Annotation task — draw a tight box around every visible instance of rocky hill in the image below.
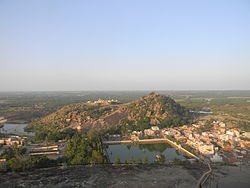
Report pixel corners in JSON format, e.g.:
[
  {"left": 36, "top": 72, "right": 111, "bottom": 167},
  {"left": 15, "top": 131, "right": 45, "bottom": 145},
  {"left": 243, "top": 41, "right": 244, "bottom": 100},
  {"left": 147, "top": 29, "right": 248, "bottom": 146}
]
[{"left": 26, "top": 93, "right": 192, "bottom": 133}]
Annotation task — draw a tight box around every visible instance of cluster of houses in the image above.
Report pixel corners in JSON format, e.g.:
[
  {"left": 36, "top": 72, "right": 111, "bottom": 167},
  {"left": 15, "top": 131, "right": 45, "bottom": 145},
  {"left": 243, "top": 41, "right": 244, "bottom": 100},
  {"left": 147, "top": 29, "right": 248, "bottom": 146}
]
[
  {"left": 0, "top": 136, "right": 28, "bottom": 146},
  {"left": 87, "top": 99, "right": 119, "bottom": 105},
  {"left": 129, "top": 126, "right": 162, "bottom": 140},
  {"left": 128, "top": 125, "right": 219, "bottom": 156},
  {"left": 163, "top": 121, "right": 250, "bottom": 162},
  {"left": 124, "top": 120, "right": 250, "bottom": 162},
  {"left": 164, "top": 124, "right": 217, "bottom": 155}
]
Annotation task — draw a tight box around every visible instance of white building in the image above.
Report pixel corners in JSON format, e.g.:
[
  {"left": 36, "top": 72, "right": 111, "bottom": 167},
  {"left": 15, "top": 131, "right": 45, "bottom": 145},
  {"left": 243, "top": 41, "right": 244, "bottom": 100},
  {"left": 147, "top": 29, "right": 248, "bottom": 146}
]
[
  {"left": 151, "top": 126, "right": 160, "bottom": 131},
  {"left": 211, "top": 153, "right": 223, "bottom": 163}
]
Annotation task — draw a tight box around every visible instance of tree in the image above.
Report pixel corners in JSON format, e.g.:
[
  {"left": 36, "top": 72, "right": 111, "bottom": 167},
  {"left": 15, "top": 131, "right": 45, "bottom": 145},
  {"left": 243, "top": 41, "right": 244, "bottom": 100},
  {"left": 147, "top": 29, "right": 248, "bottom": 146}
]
[
  {"left": 64, "top": 132, "right": 107, "bottom": 165},
  {"left": 155, "top": 154, "right": 165, "bottom": 163},
  {"left": 91, "top": 150, "right": 105, "bottom": 164},
  {"left": 114, "top": 157, "right": 121, "bottom": 164},
  {"left": 137, "top": 159, "right": 142, "bottom": 164},
  {"left": 143, "top": 157, "right": 149, "bottom": 164}
]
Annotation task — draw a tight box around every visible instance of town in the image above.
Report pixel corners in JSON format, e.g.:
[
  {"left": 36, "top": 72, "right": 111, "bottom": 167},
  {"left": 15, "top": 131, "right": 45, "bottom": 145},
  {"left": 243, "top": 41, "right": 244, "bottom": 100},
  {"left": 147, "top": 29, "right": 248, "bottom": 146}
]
[
  {"left": 1, "top": 118, "right": 250, "bottom": 166},
  {"left": 107, "top": 121, "right": 250, "bottom": 163}
]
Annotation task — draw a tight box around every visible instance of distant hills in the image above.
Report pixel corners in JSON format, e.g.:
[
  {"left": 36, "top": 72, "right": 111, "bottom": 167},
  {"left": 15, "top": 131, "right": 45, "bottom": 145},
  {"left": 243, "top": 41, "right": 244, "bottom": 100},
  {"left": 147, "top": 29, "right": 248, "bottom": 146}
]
[{"left": 26, "top": 93, "right": 193, "bottom": 133}]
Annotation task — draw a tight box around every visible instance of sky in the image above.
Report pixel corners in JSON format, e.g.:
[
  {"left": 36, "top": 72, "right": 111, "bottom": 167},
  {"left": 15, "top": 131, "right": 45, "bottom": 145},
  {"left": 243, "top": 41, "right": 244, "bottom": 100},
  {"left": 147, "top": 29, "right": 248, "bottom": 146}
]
[{"left": 0, "top": 0, "right": 250, "bottom": 91}]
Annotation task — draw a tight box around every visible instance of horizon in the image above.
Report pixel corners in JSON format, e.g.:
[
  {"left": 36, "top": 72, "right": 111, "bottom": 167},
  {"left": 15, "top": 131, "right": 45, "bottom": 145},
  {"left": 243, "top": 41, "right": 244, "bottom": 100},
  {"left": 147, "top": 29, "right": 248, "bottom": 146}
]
[
  {"left": 1, "top": 0, "right": 250, "bottom": 91},
  {"left": 1, "top": 89, "right": 250, "bottom": 93}
]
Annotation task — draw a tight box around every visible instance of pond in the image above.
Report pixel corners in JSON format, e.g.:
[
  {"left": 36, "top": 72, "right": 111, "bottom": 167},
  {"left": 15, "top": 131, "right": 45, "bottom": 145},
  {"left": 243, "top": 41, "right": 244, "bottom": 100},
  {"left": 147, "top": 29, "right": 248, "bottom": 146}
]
[
  {"left": 0, "top": 123, "right": 34, "bottom": 136},
  {"left": 106, "top": 142, "right": 186, "bottom": 163}
]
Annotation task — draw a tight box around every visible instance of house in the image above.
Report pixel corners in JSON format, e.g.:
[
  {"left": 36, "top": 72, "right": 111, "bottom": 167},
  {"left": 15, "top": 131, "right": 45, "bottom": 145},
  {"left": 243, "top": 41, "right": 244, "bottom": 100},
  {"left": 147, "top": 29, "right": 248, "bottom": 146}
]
[
  {"left": 0, "top": 136, "right": 27, "bottom": 146},
  {"left": 239, "top": 141, "right": 250, "bottom": 148},
  {"left": 243, "top": 132, "right": 250, "bottom": 138},
  {"left": 188, "top": 134, "right": 194, "bottom": 140},
  {"left": 0, "top": 139, "right": 6, "bottom": 144},
  {"left": 219, "top": 122, "right": 226, "bottom": 127},
  {"left": 144, "top": 129, "right": 155, "bottom": 137},
  {"left": 164, "top": 130, "right": 170, "bottom": 135},
  {"left": 219, "top": 128, "right": 226, "bottom": 134},
  {"left": 211, "top": 153, "right": 223, "bottom": 163},
  {"left": 151, "top": 126, "right": 160, "bottom": 131},
  {"left": 200, "top": 136, "right": 210, "bottom": 142},
  {"left": 109, "top": 134, "right": 121, "bottom": 138},
  {"left": 226, "top": 130, "right": 234, "bottom": 136},
  {"left": 131, "top": 131, "right": 143, "bottom": 137},
  {"left": 202, "top": 132, "right": 208, "bottom": 136},
  {"left": 198, "top": 144, "right": 214, "bottom": 155},
  {"left": 76, "top": 125, "right": 82, "bottom": 130}
]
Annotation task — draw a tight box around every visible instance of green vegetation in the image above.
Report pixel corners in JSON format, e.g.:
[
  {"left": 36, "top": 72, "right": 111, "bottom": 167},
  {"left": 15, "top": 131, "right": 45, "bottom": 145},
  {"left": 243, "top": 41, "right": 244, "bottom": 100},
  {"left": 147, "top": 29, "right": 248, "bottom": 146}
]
[
  {"left": 26, "top": 93, "right": 194, "bottom": 137},
  {"left": 1, "top": 90, "right": 250, "bottom": 173},
  {"left": 24, "top": 92, "right": 250, "bottom": 137},
  {"left": 143, "top": 156, "right": 149, "bottom": 163},
  {"left": 0, "top": 147, "right": 57, "bottom": 172},
  {"left": 31, "top": 128, "right": 77, "bottom": 143},
  {"left": 138, "top": 143, "right": 171, "bottom": 153},
  {"left": 125, "top": 93, "right": 193, "bottom": 131},
  {"left": 155, "top": 154, "right": 166, "bottom": 163},
  {"left": 0, "top": 131, "right": 107, "bottom": 171},
  {"left": 0, "top": 147, "right": 26, "bottom": 160},
  {"left": 64, "top": 132, "right": 107, "bottom": 165},
  {"left": 6, "top": 155, "right": 57, "bottom": 172},
  {"left": 114, "top": 157, "right": 121, "bottom": 164}
]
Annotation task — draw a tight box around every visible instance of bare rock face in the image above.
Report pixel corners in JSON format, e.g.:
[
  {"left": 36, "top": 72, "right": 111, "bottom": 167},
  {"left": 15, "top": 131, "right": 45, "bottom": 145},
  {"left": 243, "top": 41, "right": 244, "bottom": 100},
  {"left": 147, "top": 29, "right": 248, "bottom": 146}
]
[
  {"left": 0, "top": 164, "right": 208, "bottom": 188},
  {"left": 26, "top": 93, "right": 192, "bottom": 132}
]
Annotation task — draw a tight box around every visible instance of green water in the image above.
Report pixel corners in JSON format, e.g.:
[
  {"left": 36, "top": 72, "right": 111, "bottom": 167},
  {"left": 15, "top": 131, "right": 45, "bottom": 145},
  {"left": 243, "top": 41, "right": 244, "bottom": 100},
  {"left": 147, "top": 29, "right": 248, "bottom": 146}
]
[{"left": 106, "top": 142, "right": 185, "bottom": 163}]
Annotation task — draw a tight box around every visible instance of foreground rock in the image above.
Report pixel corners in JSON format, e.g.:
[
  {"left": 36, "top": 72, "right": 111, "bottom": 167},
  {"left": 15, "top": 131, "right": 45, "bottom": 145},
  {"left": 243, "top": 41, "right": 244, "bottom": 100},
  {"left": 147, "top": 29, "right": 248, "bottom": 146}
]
[
  {"left": 213, "top": 165, "right": 250, "bottom": 188},
  {"left": 0, "top": 164, "right": 204, "bottom": 188},
  {"left": 1, "top": 164, "right": 250, "bottom": 188}
]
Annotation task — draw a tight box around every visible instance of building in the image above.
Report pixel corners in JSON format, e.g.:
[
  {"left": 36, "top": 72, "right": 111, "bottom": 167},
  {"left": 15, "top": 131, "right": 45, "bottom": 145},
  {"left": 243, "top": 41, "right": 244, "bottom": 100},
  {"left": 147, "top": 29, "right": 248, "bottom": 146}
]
[
  {"left": 198, "top": 144, "right": 214, "bottom": 155},
  {"left": 144, "top": 129, "right": 155, "bottom": 137},
  {"left": 210, "top": 152, "right": 223, "bottom": 163},
  {"left": 87, "top": 99, "right": 119, "bottom": 105},
  {"left": 0, "top": 136, "right": 27, "bottom": 146},
  {"left": 29, "top": 145, "right": 60, "bottom": 156},
  {"left": 131, "top": 131, "right": 143, "bottom": 137},
  {"left": 151, "top": 126, "right": 160, "bottom": 131}
]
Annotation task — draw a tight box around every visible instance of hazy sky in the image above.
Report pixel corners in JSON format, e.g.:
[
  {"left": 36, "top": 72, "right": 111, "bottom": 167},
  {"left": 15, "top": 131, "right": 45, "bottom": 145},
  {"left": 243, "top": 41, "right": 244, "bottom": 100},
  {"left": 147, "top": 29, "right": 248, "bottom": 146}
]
[{"left": 0, "top": 0, "right": 250, "bottom": 91}]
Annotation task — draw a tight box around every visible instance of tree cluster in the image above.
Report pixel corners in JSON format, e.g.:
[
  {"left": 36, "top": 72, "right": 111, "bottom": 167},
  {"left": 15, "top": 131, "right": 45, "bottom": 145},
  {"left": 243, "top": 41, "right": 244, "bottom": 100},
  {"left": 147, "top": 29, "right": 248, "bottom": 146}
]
[
  {"left": 64, "top": 132, "right": 107, "bottom": 165},
  {"left": 0, "top": 147, "right": 57, "bottom": 172}
]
